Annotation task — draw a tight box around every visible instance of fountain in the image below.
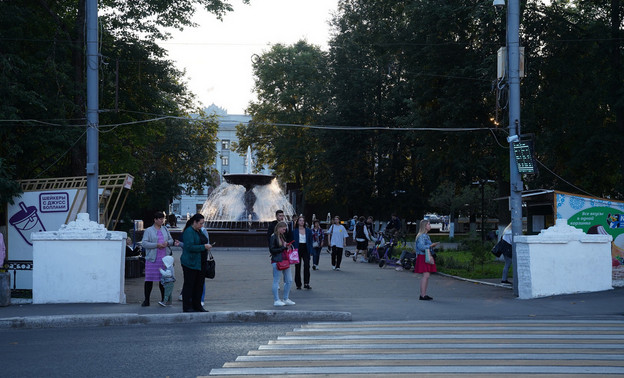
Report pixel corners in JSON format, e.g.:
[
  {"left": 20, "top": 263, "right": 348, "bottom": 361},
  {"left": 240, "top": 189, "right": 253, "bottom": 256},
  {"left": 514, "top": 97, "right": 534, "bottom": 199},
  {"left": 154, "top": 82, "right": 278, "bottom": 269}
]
[{"left": 199, "top": 147, "right": 294, "bottom": 245}]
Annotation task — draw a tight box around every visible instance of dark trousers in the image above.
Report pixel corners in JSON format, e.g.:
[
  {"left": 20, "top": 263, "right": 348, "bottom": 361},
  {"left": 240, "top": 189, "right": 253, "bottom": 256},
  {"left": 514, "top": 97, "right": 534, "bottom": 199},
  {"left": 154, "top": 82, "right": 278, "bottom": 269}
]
[
  {"left": 143, "top": 281, "right": 164, "bottom": 303},
  {"left": 182, "top": 265, "right": 204, "bottom": 311},
  {"left": 294, "top": 244, "right": 310, "bottom": 288},
  {"left": 331, "top": 246, "right": 343, "bottom": 268},
  {"left": 312, "top": 246, "right": 321, "bottom": 266}
]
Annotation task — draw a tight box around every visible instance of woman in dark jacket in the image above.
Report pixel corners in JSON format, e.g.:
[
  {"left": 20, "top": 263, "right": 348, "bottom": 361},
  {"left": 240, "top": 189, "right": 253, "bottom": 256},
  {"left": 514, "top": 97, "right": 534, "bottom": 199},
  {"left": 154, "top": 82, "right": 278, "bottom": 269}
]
[
  {"left": 269, "top": 221, "right": 294, "bottom": 307},
  {"left": 292, "top": 215, "right": 314, "bottom": 290},
  {"left": 180, "top": 213, "right": 211, "bottom": 312}
]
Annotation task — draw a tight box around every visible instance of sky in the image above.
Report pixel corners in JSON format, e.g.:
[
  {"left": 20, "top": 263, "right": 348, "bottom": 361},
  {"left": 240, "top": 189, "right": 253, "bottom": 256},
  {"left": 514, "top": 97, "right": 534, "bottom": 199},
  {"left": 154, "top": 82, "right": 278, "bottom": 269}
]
[{"left": 161, "top": 0, "right": 339, "bottom": 115}]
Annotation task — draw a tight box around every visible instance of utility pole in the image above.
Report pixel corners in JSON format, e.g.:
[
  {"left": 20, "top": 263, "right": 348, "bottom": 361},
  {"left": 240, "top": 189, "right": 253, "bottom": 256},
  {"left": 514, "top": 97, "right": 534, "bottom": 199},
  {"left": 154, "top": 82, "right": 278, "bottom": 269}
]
[
  {"left": 507, "top": 0, "right": 523, "bottom": 296},
  {"left": 86, "top": 0, "right": 99, "bottom": 222}
]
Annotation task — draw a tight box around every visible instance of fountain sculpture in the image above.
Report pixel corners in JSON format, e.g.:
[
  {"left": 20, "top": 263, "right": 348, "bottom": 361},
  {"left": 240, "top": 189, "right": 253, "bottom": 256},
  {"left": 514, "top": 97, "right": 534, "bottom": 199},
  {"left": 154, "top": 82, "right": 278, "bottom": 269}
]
[{"left": 200, "top": 147, "right": 294, "bottom": 232}]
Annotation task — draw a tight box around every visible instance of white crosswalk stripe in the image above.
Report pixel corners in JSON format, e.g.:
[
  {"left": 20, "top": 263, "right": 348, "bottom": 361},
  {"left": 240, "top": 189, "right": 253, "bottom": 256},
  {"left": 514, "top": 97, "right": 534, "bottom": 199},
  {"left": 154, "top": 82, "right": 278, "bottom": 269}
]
[{"left": 209, "top": 320, "right": 624, "bottom": 376}]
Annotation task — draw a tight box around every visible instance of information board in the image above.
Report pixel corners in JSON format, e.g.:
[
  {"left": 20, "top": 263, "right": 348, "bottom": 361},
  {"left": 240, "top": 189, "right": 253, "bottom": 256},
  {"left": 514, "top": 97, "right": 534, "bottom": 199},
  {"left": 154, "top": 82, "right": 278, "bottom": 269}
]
[{"left": 512, "top": 141, "right": 536, "bottom": 174}]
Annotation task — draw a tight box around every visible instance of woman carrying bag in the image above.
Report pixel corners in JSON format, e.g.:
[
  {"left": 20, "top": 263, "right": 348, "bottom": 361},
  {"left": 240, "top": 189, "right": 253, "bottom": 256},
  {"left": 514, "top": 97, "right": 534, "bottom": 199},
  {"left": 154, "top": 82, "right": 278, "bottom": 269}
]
[
  {"left": 269, "top": 221, "right": 295, "bottom": 307},
  {"left": 180, "top": 213, "right": 212, "bottom": 312},
  {"left": 414, "top": 219, "right": 439, "bottom": 301}
]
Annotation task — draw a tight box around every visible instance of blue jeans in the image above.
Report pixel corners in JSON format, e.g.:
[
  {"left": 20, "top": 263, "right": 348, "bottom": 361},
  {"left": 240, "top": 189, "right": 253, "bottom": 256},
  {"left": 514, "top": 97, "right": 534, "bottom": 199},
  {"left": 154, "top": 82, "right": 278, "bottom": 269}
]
[
  {"left": 312, "top": 247, "right": 321, "bottom": 266},
  {"left": 502, "top": 255, "right": 512, "bottom": 281},
  {"left": 272, "top": 263, "right": 293, "bottom": 301}
]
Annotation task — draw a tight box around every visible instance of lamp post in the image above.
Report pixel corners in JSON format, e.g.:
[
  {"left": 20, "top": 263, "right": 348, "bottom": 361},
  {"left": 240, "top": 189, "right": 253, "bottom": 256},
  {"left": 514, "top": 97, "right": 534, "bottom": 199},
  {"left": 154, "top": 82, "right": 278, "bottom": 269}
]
[
  {"left": 86, "top": 0, "right": 99, "bottom": 222},
  {"left": 501, "top": 0, "right": 524, "bottom": 296},
  {"left": 472, "top": 179, "right": 495, "bottom": 243}
]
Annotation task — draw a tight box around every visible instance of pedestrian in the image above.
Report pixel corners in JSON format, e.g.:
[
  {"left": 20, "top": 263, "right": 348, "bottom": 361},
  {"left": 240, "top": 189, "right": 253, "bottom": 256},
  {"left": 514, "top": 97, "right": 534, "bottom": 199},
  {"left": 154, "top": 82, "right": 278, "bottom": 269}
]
[
  {"left": 267, "top": 209, "right": 285, "bottom": 247},
  {"left": 0, "top": 231, "right": 5, "bottom": 268},
  {"left": 500, "top": 223, "right": 513, "bottom": 285},
  {"left": 269, "top": 221, "right": 295, "bottom": 307},
  {"left": 288, "top": 214, "right": 299, "bottom": 241},
  {"left": 354, "top": 216, "right": 373, "bottom": 262},
  {"left": 158, "top": 255, "right": 175, "bottom": 306},
  {"left": 365, "top": 216, "right": 376, "bottom": 237},
  {"left": 311, "top": 219, "right": 324, "bottom": 270},
  {"left": 414, "top": 219, "right": 440, "bottom": 300},
  {"left": 386, "top": 213, "right": 402, "bottom": 237},
  {"left": 292, "top": 215, "right": 314, "bottom": 290},
  {"left": 327, "top": 215, "right": 348, "bottom": 271},
  {"left": 140, "top": 211, "right": 174, "bottom": 307},
  {"left": 180, "top": 213, "right": 211, "bottom": 312},
  {"left": 349, "top": 215, "right": 357, "bottom": 231}
]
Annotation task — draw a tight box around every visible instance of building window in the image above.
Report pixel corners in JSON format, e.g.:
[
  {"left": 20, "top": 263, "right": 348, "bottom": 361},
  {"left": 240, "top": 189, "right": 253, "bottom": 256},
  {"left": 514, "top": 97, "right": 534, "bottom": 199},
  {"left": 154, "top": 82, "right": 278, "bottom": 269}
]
[
  {"left": 221, "top": 140, "right": 230, "bottom": 150},
  {"left": 221, "top": 156, "right": 229, "bottom": 166}
]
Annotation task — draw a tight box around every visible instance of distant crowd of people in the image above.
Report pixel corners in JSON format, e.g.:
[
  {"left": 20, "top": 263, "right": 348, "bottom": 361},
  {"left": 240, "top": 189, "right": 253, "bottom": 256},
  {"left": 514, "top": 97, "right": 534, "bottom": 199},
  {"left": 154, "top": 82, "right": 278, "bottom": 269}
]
[{"left": 132, "top": 210, "right": 442, "bottom": 311}]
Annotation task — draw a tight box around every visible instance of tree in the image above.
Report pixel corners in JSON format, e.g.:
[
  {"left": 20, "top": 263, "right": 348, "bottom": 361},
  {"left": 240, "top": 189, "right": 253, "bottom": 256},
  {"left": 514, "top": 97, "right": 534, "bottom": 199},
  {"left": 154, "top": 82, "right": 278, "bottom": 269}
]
[
  {"left": 238, "top": 41, "right": 331, "bottom": 213},
  {"left": 0, "top": 0, "right": 240, "bottom": 220}
]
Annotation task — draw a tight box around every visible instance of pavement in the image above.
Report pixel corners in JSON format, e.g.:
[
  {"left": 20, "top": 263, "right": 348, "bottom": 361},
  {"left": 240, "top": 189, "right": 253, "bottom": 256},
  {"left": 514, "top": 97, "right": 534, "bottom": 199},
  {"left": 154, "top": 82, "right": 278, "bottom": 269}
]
[{"left": 1, "top": 247, "right": 623, "bottom": 329}]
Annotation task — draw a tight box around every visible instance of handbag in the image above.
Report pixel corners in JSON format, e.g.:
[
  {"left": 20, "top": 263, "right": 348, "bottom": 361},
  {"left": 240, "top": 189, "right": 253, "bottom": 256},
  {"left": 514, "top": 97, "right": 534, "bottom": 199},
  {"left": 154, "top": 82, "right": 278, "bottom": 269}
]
[
  {"left": 425, "top": 248, "right": 435, "bottom": 265},
  {"left": 491, "top": 241, "right": 503, "bottom": 257},
  {"left": 288, "top": 248, "right": 300, "bottom": 264},
  {"left": 203, "top": 250, "right": 215, "bottom": 279},
  {"left": 276, "top": 251, "right": 290, "bottom": 270}
]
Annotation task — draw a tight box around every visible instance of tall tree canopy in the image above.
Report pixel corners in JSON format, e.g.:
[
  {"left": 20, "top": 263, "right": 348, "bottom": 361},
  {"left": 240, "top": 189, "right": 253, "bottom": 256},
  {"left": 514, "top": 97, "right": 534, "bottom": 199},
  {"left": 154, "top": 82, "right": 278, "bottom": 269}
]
[
  {"left": 0, "top": 0, "right": 244, "bottom": 221},
  {"left": 243, "top": 0, "right": 623, "bottom": 221}
]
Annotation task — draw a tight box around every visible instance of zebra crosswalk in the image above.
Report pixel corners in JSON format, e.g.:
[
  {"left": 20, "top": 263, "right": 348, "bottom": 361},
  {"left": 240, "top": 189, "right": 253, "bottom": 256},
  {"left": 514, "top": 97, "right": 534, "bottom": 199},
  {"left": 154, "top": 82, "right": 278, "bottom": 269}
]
[{"left": 209, "top": 320, "right": 624, "bottom": 376}]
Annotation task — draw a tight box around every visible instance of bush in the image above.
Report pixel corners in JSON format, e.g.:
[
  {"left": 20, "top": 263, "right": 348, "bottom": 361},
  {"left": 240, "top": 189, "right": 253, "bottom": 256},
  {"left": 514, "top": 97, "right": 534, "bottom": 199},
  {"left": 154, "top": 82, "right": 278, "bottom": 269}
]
[{"left": 435, "top": 248, "right": 509, "bottom": 280}]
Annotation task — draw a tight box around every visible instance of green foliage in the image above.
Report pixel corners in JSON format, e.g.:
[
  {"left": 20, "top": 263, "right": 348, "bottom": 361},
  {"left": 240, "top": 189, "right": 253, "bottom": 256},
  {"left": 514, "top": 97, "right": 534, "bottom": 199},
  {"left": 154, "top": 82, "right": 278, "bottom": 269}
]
[
  {"left": 240, "top": 41, "right": 332, "bottom": 213},
  {"left": 0, "top": 0, "right": 230, "bottom": 220},
  {"left": 0, "top": 159, "right": 22, "bottom": 206},
  {"left": 436, "top": 249, "right": 508, "bottom": 280},
  {"left": 242, "top": 0, "right": 624, "bottom": 219}
]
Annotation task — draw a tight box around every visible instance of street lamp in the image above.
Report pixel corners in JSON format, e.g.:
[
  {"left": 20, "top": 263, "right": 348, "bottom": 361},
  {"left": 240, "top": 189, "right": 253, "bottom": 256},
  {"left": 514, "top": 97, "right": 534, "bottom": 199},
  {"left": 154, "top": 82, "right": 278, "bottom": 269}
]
[
  {"left": 472, "top": 179, "right": 495, "bottom": 243},
  {"left": 497, "top": 0, "right": 523, "bottom": 296}
]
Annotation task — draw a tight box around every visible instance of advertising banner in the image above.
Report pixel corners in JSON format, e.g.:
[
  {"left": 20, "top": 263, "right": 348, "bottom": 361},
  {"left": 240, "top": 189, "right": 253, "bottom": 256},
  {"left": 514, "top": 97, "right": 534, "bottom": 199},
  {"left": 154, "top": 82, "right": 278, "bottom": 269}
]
[
  {"left": 555, "top": 192, "right": 624, "bottom": 267},
  {"left": 7, "top": 189, "right": 101, "bottom": 289}
]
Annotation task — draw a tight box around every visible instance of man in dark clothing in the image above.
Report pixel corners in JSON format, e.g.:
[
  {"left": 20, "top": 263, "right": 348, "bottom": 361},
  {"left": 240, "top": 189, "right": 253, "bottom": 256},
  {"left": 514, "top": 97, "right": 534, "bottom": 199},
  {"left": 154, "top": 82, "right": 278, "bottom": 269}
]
[
  {"left": 386, "top": 213, "right": 402, "bottom": 236},
  {"left": 267, "top": 210, "right": 285, "bottom": 247}
]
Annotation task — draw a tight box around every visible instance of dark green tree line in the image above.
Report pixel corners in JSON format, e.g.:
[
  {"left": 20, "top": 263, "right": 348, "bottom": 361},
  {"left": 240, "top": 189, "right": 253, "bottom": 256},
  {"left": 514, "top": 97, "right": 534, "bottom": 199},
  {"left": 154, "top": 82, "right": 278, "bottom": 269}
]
[
  {"left": 0, "top": 0, "right": 245, "bottom": 222},
  {"left": 242, "top": 0, "right": 623, "bottom": 222}
]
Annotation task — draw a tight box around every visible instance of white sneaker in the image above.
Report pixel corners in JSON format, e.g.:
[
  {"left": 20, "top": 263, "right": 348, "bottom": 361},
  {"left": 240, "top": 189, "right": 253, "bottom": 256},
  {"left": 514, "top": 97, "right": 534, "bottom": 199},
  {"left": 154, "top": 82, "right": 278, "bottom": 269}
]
[
  {"left": 274, "top": 300, "right": 286, "bottom": 307},
  {"left": 283, "top": 299, "right": 295, "bottom": 306},
  {"left": 332, "top": 266, "right": 336, "bottom": 270},
  {"left": 335, "top": 267, "right": 341, "bottom": 271},
  {"left": 395, "top": 266, "right": 404, "bottom": 271},
  {"left": 158, "top": 301, "right": 166, "bottom": 307}
]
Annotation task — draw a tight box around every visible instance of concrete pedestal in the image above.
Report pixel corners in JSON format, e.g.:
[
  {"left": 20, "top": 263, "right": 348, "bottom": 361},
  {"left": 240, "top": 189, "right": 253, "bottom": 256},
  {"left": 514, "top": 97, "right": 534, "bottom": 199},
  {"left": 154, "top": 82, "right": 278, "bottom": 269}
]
[
  {"left": 515, "top": 219, "right": 612, "bottom": 299},
  {"left": 31, "top": 213, "right": 126, "bottom": 304}
]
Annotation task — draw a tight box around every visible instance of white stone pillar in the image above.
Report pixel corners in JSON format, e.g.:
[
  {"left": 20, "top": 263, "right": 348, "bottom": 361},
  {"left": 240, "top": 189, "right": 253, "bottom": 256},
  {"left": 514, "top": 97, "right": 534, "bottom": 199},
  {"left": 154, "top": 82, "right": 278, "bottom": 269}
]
[
  {"left": 515, "top": 219, "right": 612, "bottom": 299},
  {"left": 32, "top": 213, "right": 126, "bottom": 304}
]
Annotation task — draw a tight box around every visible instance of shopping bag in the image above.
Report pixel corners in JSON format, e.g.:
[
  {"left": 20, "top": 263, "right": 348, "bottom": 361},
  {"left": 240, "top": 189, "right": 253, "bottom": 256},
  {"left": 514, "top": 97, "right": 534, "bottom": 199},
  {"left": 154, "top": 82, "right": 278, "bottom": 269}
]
[{"left": 288, "top": 248, "right": 300, "bottom": 264}]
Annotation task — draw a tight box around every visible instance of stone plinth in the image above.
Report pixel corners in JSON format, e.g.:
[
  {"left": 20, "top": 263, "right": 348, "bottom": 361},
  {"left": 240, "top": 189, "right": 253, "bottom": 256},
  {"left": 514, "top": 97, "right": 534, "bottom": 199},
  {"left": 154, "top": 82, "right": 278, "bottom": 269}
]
[
  {"left": 515, "top": 219, "right": 612, "bottom": 299},
  {"left": 31, "top": 213, "right": 126, "bottom": 304}
]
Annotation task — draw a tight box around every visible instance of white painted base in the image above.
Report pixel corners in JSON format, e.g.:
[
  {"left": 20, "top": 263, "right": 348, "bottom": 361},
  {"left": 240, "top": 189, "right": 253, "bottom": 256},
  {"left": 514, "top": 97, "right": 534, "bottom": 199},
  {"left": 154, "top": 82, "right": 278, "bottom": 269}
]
[
  {"left": 32, "top": 239, "right": 126, "bottom": 304},
  {"left": 515, "top": 220, "right": 612, "bottom": 299}
]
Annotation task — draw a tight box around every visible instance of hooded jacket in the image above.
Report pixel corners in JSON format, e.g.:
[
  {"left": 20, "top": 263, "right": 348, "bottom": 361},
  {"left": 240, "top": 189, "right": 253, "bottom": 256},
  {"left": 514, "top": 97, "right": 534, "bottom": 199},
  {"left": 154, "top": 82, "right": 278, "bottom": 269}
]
[{"left": 159, "top": 255, "right": 175, "bottom": 284}]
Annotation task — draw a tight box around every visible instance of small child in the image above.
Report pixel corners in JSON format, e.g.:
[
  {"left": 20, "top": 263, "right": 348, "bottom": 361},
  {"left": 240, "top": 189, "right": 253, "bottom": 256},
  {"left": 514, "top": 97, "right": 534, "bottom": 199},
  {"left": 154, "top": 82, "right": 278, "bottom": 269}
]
[{"left": 158, "top": 255, "right": 175, "bottom": 307}]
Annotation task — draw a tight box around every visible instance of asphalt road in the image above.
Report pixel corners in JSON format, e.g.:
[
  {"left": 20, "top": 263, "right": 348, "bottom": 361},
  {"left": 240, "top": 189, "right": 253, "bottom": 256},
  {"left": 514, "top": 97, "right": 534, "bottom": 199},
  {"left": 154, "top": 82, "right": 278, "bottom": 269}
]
[{"left": 1, "top": 322, "right": 299, "bottom": 377}]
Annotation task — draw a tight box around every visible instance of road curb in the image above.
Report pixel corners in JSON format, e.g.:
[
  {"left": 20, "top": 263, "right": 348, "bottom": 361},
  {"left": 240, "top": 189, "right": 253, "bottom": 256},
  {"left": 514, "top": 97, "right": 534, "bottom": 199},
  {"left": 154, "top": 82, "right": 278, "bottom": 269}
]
[
  {"left": 436, "top": 272, "right": 514, "bottom": 289},
  {"left": 0, "top": 310, "right": 352, "bottom": 329}
]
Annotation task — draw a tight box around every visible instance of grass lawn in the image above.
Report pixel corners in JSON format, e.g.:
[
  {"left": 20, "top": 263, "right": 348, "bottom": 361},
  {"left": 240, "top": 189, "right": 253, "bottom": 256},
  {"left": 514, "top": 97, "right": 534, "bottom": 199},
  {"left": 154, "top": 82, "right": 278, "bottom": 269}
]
[{"left": 435, "top": 250, "right": 510, "bottom": 279}]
